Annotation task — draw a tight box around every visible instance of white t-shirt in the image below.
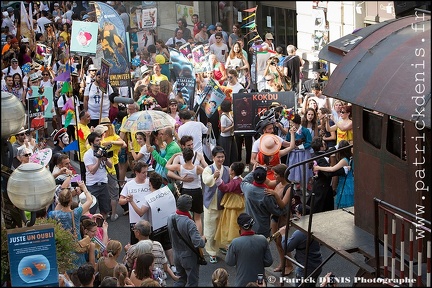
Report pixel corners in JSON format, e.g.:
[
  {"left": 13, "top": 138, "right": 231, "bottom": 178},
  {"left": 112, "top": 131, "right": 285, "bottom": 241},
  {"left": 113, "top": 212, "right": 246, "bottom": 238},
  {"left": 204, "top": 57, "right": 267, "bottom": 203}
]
[
  {"left": 220, "top": 113, "right": 234, "bottom": 137},
  {"left": 227, "top": 82, "right": 244, "bottom": 94},
  {"left": 177, "top": 121, "right": 209, "bottom": 153},
  {"left": 84, "top": 82, "right": 113, "bottom": 120},
  {"left": 138, "top": 145, "right": 154, "bottom": 171},
  {"left": 252, "top": 134, "right": 285, "bottom": 153},
  {"left": 120, "top": 178, "right": 151, "bottom": 224},
  {"left": 83, "top": 148, "right": 108, "bottom": 185}
]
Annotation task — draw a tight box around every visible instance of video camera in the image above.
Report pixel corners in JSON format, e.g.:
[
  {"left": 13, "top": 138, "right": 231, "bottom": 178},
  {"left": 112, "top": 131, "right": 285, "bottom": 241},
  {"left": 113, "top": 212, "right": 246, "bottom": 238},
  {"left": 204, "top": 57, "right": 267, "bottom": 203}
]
[{"left": 93, "top": 144, "right": 113, "bottom": 158}]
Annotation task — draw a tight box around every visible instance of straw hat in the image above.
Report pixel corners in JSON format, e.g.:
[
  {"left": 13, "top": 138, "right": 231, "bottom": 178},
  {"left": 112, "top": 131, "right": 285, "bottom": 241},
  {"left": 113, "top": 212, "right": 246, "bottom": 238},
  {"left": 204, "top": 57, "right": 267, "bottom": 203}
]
[
  {"left": 100, "top": 117, "right": 111, "bottom": 125},
  {"left": 260, "top": 133, "right": 282, "bottom": 156}
]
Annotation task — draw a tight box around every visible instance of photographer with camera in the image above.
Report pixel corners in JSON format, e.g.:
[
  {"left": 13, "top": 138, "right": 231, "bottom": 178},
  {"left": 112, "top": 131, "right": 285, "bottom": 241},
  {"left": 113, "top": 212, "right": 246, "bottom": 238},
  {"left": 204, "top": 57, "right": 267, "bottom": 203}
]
[{"left": 83, "top": 132, "right": 113, "bottom": 220}]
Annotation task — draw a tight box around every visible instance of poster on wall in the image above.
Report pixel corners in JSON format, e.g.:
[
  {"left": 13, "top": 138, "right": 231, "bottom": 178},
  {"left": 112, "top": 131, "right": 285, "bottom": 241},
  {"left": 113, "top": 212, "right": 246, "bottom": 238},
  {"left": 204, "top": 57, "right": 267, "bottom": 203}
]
[
  {"left": 137, "top": 30, "right": 155, "bottom": 48},
  {"left": 7, "top": 224, "right": 59, "bottom": 287},
  {"left": 142, "top": 7, "right": 157, "bottom": 29},
  {"left": 232, "top": 91, "right": 296, "bottom": 134},
  {"left": 176, "top": 4, "right": 195, "bottom": 26}
]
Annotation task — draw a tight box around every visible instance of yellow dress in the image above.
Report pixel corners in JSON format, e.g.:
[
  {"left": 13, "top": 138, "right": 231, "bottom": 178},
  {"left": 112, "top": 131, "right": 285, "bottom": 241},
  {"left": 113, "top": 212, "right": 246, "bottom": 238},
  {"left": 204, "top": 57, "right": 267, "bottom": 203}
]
[{"left": 214, "top": 177, "right": 245, "bottom": 248}]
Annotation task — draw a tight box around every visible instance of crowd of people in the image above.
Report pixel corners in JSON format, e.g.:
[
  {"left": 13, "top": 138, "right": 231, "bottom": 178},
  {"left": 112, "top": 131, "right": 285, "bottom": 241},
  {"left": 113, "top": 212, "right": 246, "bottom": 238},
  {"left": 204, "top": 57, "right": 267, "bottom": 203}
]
[{"left": 2, "top": 1, "right": 354, "bottom": 287}]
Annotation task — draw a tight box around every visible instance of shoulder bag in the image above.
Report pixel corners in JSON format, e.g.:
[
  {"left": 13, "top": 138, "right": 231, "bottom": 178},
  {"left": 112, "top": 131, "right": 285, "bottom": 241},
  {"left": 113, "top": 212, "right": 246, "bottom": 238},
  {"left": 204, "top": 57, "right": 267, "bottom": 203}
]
[
  {"left": 71, "top": 211, "right": 91, "bottom": 253},
  {"left": 171, "top": 217, "right": 207, "bottom": 265},
  {"left": 202, "top": 128, "right": 216, "bottom": 161}
]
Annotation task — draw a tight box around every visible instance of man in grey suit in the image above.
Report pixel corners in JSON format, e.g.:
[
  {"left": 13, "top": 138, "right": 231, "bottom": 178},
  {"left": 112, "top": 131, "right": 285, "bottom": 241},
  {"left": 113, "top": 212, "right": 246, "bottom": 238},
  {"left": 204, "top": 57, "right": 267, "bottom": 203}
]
[{"left": 167, "top": 194, "right": 206, "bottom": 286}]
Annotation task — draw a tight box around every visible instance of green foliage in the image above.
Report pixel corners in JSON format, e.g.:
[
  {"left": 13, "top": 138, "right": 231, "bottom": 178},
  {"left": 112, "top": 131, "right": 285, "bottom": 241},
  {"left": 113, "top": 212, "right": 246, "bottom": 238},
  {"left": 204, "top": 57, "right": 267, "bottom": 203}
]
[{"left": 1, "top": 218, "right": 78, "bottom": 283}]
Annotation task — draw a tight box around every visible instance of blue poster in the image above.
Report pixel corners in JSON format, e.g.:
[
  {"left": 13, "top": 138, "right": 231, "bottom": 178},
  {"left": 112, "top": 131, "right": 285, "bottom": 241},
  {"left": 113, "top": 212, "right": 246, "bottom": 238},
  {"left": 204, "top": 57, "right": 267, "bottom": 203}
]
[
  {"left": 7, "top": 225, "right": 59, "bottom": 287},
  {"left": 200, "top": 78, "right": 226, "bottom": 118},
  {"left": 94, "top": 1, "right": 131, "bottom": 87}
]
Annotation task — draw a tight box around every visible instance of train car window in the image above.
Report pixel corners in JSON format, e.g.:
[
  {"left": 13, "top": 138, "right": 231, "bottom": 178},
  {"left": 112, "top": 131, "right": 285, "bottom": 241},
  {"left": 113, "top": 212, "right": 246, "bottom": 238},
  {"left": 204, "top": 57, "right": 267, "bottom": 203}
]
[
  {"left": 363, "top": 109, "right": 382, "bottom": 149},
  {"left": 387, "top": 116, "right": 406, "bottom": 160}
]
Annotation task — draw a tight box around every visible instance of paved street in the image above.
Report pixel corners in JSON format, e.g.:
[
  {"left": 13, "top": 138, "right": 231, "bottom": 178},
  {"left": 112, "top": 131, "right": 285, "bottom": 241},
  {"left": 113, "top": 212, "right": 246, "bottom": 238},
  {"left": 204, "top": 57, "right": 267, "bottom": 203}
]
[{"left": 67, "top": 146, "right": 361, "bottom": 287}]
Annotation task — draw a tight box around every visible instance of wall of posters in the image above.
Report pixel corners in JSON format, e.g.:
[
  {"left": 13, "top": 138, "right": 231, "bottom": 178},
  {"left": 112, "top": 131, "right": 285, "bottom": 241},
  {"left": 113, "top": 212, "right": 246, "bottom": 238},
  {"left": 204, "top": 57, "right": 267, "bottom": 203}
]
[
  {"left": 7, "top": 224, "right": 59, "bottom": 287},
  {"left": 232, "top": 91, "right": 296, "bottom": 134}
]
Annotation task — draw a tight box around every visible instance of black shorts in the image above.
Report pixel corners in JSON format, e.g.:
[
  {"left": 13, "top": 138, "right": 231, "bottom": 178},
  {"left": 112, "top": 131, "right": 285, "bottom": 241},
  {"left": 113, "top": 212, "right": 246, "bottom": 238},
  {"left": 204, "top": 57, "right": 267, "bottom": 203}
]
[
  {"left": 150, "top": 229, "right": 172, "bottom": 250},
  {"left": 180, "top": 187, "right": 203, "bottom": 214}
]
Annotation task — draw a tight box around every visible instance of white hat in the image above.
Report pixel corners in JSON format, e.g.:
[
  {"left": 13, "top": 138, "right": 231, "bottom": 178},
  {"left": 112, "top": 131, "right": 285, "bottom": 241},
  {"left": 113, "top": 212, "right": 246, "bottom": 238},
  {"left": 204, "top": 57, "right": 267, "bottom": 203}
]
[
  {"left": 79, "top": 192, "right": 97, "bottom": 208},
  {"left": 93, "top": 125, "right": 108, "bottom": 136},
  {"left": 88, "top": 64, "right": 98, "bottom": 71},
  {"left": 140, "top": 65, "right": 151, "bottom": 76},
  {"left": 21, "top": 38, "right": 30, "bottom": 43},
  {"left": 2, "top": 11, "right": 8, "bottom": 17},
  {"left": 29, "top": 73, "right": 41, "bottom": 82}
]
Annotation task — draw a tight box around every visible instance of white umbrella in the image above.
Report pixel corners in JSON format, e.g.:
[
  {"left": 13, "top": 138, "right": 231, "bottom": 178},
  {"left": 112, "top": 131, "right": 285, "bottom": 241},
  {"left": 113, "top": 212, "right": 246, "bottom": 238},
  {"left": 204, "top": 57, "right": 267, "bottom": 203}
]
[{"left": 121, "top": 110, "right": 176, "bottom": 133}]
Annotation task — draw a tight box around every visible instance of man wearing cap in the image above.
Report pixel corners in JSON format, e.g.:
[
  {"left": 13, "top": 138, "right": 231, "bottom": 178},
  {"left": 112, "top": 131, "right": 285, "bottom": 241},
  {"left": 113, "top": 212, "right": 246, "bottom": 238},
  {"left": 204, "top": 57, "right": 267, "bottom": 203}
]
[
  {"left": 265, "top": 33, "right": 275, "bottom": 51},
  {"left": 83, "top": 132, "right": 113, "bottom": 220},
  {"left": 50, "top": 127, "right": 69, "bottom": 156},
  {"left": 2, "top": 57, "right": 22, "bottom": 79},
  {"left": 85, "top": 64, "right": 98, "bottom": 85},
  {"left": 11, "top": 127, "right": 28, "bottom": 169},
  {"left": 240, "top": 165, "right": 291, "bottom": 238},
  {"left": 225, "top": 213, "right": 273, "bottom": 286},
  {"left": 167, "top": 194, "right": 206, "bottom": 287}
]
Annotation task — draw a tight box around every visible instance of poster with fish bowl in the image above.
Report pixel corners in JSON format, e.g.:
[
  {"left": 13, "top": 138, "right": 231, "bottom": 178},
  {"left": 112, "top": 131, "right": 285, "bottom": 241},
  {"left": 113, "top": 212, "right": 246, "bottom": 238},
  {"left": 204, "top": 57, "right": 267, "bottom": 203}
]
[{"left": 7, "top": 224, "right": 58, "bottom": 287}]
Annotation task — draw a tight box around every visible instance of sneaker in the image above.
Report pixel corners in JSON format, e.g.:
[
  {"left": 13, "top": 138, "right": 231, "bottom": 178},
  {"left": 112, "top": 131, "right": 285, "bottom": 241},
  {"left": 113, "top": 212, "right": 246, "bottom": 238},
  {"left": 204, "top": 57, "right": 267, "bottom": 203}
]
[
  {"left": 209, "top": 256, "right": 217, "bottom": 264},
  {"left": 244, "top": 166, "right": 250, "bottom": 173},
  {"left": 111, "top": 214, "right": 119, "bottom": 222}
]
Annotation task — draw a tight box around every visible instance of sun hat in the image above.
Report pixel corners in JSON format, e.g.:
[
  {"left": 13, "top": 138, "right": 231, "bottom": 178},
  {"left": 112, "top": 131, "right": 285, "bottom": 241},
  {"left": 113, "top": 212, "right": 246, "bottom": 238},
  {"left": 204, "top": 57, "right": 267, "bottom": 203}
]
[
  {"left": 265, "top": 33, "right": 274, "bottom": 40},
  {"left": 88, "top": 64, "right": 98, "bottom": 71},
  {"left": 29, "top": 73, "right": 41, "bottom": 82},
  {"left": 100, "top": 117, "right": 111, "bottom": 125},
  {"left": 93, "top": 125, "right": 108, "bottom": 136},
  {"left": 260, "top": 133, "right": 282, "bottom": 156},
  {"left": 79, "top": 192, "right": 97, "bottom": 208}
]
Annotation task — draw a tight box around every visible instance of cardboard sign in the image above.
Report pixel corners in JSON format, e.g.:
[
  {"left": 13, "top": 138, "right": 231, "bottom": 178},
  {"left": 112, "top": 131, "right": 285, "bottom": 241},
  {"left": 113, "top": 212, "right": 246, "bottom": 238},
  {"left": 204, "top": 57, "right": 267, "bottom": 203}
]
[
  {"left": 144, "top": 186, "right": 176, "bottom": 234},
  {"left": 232, "top": 91, "right": 296, "bottom": 134}
]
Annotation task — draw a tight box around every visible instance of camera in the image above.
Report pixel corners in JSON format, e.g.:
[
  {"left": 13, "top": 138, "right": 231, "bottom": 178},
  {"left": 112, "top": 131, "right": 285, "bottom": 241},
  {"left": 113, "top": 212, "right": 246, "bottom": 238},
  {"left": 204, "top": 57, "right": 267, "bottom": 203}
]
[
  {"left": 93, "top": 144, "right": 113, "bottom": 158},
  {"left": 71, "top": 181, "right": 79, "bottom": 188},
  {"left": 257, "top": 274, "right": 264, "bottom": 285},
  {"left": 95, "top": 217, "right": 104, "bottom": 227}
]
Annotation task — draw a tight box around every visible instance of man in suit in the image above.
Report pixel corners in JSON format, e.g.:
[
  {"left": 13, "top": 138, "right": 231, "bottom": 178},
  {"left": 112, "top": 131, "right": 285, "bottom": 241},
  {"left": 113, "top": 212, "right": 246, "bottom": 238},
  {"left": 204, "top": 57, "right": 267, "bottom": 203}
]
[{"left": 167, "top": 194, "right": 206, "bottom": 286}]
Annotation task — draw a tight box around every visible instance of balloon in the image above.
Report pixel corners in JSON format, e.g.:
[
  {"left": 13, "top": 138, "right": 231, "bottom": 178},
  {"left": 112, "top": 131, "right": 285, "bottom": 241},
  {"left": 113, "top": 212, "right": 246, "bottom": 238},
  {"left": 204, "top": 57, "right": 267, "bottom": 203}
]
[{"left": 155, "top": 54, "right": 166, "bottom": 64}]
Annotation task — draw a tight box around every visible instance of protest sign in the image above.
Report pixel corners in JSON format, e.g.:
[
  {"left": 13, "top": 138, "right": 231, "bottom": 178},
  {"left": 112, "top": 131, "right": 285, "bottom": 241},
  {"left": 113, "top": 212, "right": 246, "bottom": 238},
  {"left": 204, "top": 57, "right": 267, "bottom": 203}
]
[{"left": 144, "top": 186, "right": 176, "bottom": 234}]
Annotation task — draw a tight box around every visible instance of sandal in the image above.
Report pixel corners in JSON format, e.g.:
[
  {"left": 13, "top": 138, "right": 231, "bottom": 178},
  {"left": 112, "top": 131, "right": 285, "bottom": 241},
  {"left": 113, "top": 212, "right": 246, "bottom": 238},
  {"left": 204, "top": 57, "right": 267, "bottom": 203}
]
[{"left": 209, "top": 256, "right": 217, "bottom": 264}]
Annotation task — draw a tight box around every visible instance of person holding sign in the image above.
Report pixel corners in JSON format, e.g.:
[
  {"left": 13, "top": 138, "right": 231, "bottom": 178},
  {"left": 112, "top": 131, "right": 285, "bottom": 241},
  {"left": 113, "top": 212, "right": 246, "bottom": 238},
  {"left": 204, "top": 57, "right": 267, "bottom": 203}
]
[{"left": 128, "top": 172, "right": 177, "bottom": 274}]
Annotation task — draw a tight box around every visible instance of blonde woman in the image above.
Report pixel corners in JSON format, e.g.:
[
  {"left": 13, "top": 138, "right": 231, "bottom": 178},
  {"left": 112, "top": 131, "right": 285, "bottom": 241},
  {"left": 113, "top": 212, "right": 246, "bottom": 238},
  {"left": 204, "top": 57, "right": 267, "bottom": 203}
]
[
  {"left": 113, "top": 263, "right": 134, "bottom": 287},
  {"left": 95, "top": 240, "right": 123, "bottom": 281},
  {"left": 212, "top": 268, "right": 229, "bottom": 287},
  {"left": 225, "top": 41, "right": 249, "bottom": 86},
  {"left": 95, "top": 120, "right": 127, "bottom": 221}
]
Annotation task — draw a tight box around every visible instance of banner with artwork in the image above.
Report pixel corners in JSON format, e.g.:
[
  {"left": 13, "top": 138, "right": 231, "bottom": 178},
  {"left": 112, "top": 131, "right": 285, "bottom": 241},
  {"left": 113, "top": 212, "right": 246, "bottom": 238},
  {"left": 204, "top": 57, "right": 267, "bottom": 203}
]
[
  {"left": 70, "top": 20, "right": 99, "bottom": 55},
  {"left": 169, "top": 47, "right": 195, "bottom": 109},
  {"left": 27, "top": 86, "right": 50, "bottom": 131},
  {"left": 35, "top": 44, "right": 52, "bottom": 68},
  {"left": 179, "top": 43, "right": 192, "bottom": 60},
  {"left": 199, "top": 78, "right": 226, "bottom": 118},
  {"left": 137, "top": 30, "right": 155, "bottom": 48},
  {"left": 232, "top": 91, "right": 296, "bottom": 134},
  {"left": 94, "top": 1, "right": 131, "bottom": 87},
  {"left": 192, "top": 45, "right": 211, "bottom": 73},
  {"left": 142, "top": 7, "right": 157, "bottom": 29},
  {"left": 99, "top": 59, "right": 111, "bottom": 94}
]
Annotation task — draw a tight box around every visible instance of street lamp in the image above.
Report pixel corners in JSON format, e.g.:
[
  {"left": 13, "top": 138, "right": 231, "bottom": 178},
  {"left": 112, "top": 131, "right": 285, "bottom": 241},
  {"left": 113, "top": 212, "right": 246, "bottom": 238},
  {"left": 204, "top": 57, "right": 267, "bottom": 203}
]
[{"left": 1, "top": 91, "right": 55, "bottom": 227}]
